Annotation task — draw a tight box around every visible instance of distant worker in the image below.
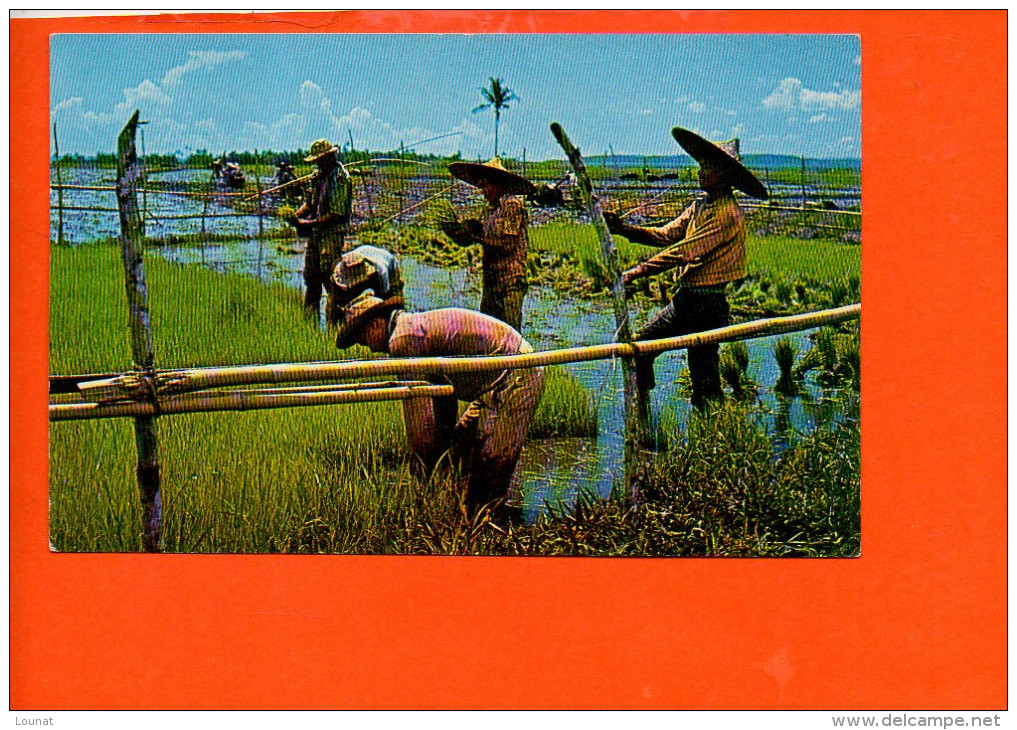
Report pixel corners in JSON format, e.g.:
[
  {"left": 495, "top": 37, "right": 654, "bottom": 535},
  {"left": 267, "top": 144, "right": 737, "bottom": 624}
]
[
  {"left": 275, "top": 159, "right": 296, "bottom": 187},
  {"left": 288, "top": 139, "right": 353, "bottom": 323},
  {"left": 330, "top": 244, "right": 404, "bottom": 323},
  {"left": 222, "top": 161, "right": 245, "bottom": 189},
  {"left": 335, "top": 293, "right": 545, "bottom": 522},
  {"left": 441, "top": 158, "right": 537, "bottom": 332},
  {"left": 210, "top": 158, "right": 223, "bottom": 180},
  {"left": 603, "top": 127, "right": 769, "bottom": 409}
]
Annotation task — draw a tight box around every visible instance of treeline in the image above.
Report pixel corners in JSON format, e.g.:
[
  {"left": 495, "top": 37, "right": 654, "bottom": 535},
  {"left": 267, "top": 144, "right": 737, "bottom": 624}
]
[{"left": 55, "top": 146, "right": 468, "bottom": 169}]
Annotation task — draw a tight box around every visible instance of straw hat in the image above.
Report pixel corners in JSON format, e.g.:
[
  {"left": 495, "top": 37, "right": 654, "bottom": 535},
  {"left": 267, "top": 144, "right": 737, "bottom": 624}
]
[
  {"left": 671, "top": 127, "right": 769, "bottom": 200},
  {"left": 304, "top": 139, "right": 339, "bottom": 163},
  {"left": 334, "top": 293, "right": 403, "bottom": 349},
  {"left": 448, "top": 157, "right": 537, "bottom": 197},
  {"left": 331, "top": 250, "right": 373, "bottom": 290}
]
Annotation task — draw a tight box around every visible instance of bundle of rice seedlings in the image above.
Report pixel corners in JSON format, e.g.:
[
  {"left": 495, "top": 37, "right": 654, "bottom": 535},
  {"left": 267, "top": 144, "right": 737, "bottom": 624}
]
[
  {"left": 773, "top": 337, "right": 800, "bottom": 397},
  {"left": 423, "top": 198, "right": 460, "bottom": 230}
]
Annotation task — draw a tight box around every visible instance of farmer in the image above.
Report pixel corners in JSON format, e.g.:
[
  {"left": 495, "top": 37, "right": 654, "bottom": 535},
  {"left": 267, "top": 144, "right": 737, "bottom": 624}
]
[
  {"left": 288, "top": 138, "right": 354, "bottom": 323},
  {"left": 603, "top": 127, "right": 769, "bottom": 409},
  {"left": 335, "top": 293, "right": 545, "bottom": 521},
  {"left": 275, "top": 159, "right": 296, "bottom": 187},
  {"left": 330, "top": 244, "right": 404, "bottom": 322},
  {"left": 441, "top": 158, "right": 537, "bottom": 332}
]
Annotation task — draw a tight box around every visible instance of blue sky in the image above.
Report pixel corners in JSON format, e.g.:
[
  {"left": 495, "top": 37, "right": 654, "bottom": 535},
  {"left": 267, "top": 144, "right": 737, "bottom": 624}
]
[{"left": 51, "top": 34, "right": 861, "bottom": 159}]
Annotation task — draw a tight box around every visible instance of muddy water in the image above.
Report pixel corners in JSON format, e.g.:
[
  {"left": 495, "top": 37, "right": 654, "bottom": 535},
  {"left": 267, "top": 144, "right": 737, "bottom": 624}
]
[{"left": 158, "top": 238, "right": 833, "bottom": 516}]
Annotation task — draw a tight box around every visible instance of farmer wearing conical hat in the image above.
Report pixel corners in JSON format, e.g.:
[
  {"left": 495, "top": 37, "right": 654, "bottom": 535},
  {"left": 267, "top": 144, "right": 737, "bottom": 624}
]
[
  {"left": 330, "top": 244, "right": 404, "bottom": 318},
  {"left": 603, "top": 127, "right": 769, "bottom": 409},
  {"left": 288, "top": 138, "right": 354, "bottom": 325},
  {"left": 334, "top": 293, "right": 545, "bottom": 522},
  {"left": 441, "top": 157, "right": 537, "bottom": 332}
]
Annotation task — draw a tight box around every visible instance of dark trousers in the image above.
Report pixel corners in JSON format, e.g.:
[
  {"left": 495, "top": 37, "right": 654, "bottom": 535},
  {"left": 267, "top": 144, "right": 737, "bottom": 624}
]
[
  {"left": 635, "top": 287, "right": 731, "bottom": 409},
  {"left": 480, "top": 284, "right": 526, "bottom": 332},
  {"left": 303, "top": 236, "right": 342, "bottom": 326}
]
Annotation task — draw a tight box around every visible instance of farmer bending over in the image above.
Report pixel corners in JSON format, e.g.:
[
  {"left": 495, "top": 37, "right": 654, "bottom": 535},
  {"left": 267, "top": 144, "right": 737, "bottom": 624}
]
[
  {"left": 335, "top": 293, "right": 545, "bottom": 522},
  {"left": 441, "top": 158, "right": 537, "bottom": 332},
  {"left": 603, "top": 127, "right": 769, "bottom": 409},
  {"left": 330, "top": 245, "right": 404, "bottom": 321},
  {"left": 288, "top": 138, "right": 353, "bottom": 325}
]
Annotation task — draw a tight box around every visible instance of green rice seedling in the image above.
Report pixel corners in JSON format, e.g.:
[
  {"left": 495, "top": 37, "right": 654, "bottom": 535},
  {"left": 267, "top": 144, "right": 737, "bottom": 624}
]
[
  {"left": 773, "top": 336, "right": 800, "bottom": 397},
  {"left": 718, "top": 341, "right": 758, "bottom": 402},
  {"left": 813, "top": 328, "right": 841, "bottom": 386},
  {"left": 838, "top": 332, "right": 861, "bottom": 392},
  {"left": 528, "top": 366, "right": 598, "bottom": 438},
  {"left": 422, "top": 198, "right": 459, "bottom": 230}
]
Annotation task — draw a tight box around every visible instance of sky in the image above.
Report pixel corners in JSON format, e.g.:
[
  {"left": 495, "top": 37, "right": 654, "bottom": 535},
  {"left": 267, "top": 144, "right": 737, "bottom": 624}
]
[{"left": 51, "top": 34, "right": 861, "bottom": 160}]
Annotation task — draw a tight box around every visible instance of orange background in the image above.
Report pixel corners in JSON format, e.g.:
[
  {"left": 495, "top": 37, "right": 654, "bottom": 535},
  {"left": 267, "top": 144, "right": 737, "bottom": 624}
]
[{"left": 10, "top": 11, "right": 1007, "bottom": 709}]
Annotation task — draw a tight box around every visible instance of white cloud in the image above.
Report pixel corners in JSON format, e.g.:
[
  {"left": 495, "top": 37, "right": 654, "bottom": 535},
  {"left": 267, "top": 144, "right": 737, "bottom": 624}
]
[
  {"left": 637, "top": 108, "right": 652, "bottom": 116},
  {"left": 50, "top": 49, "right": 246, "bottom": 148},
  {"left": 762, "top": 77, "right": 860, "bottom": 112},
  {"left": 688, "top": 101, "right": 707, "bottom": 113},
  {"left": 161, "top": 50, "right": 244, "bottom": 88},
  {"left": 854, "top": 55, "right": 861, "bottom": 66},
  {"left": 808, "top": 113, "right": 827, "bottom": 123}
]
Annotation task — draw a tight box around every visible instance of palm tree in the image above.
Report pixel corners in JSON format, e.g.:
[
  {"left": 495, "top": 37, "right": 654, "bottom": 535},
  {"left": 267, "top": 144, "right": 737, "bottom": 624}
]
[{"left": 472, "top": 77, "right": 518, "bottom": 158}]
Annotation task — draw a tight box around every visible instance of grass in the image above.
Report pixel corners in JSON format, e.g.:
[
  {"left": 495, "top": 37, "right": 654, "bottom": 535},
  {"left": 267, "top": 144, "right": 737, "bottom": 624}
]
[
  {"left": 406, "top": 401, "right": 861, "bottom": 557},
  {"left": 49, "top": 243, "right": 598, "bottom": 552}
]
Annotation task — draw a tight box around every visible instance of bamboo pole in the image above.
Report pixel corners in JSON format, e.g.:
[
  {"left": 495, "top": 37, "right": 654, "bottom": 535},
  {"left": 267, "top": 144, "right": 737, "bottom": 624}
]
[
  {"left": 76, "top": 304, "right": 861, "bottom": 403},
  {"left": 53, "top": 122, "right": 64, "bottom": 246},
  {"left": 115, "top": 110, "right": 163, "bottom": 552},
  {"left": 375, "top": 183, "right": 456, "bottom": 225},
  {"left": 740, "top": 203, "right": 861, "bottom": 217},
  {"left": 51, "top": 382, "right": 453, "bottom": 422},
  {"left": 551, "top": 122, "right": 648, "bottom": 495}
]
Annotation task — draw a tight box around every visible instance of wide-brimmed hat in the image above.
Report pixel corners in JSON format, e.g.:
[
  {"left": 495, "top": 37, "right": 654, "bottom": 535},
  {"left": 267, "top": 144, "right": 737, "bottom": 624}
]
[
  {"left": 448, "top": 157, "right": 537, "bottom": 197},
  {"left": 672, "top": 127, "right": 769, "bottom": 200},
  {"left": 332, "top": 250, "right": 373, "bottom": 290},
  {"left": 304, "top": 138, "right": 339, "bottom": 163},
  {"left": 334, "top": 293, "right": 403, "bottom": 349}
]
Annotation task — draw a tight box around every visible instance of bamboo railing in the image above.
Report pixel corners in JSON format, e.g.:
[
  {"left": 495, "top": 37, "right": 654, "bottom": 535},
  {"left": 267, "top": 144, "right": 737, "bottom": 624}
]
[{"left": 60, "top": 303, "right": 861, "bottom": 409}]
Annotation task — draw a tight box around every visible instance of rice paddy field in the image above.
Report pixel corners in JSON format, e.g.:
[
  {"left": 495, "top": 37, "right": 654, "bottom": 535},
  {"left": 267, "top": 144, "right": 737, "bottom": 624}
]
[{"left": 49, "top": 162, "right": 861, "bottom": 556}]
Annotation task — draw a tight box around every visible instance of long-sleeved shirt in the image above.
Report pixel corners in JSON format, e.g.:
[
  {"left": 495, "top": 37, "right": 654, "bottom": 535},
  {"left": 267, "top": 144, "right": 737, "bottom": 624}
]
[
  {"left": 307, "top": 163, "right": 353, "bottom": 256},
  {"left": 482, "top": 195, "right": 529, "bottom": 292},
  {"left": 629, "top": 192, "right": 747, "bottom": 287},
  {"left": 388, "top": 308, "right": 527, "bottom": 402}
]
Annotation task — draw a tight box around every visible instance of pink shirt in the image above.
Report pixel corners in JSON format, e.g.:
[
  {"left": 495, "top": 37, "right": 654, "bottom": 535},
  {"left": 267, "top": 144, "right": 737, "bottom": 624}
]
[{"left": 389, "top": 308, "right": 527, "bottom": 401}]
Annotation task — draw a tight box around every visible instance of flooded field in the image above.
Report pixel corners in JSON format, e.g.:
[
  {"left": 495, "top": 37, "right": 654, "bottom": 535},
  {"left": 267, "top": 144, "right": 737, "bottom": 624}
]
[
  {"left": 159, "top": 235, "right": 841, "bottom": 517},
  {"left": 52, "top": 165, "right": 858, "bottom": 518}
]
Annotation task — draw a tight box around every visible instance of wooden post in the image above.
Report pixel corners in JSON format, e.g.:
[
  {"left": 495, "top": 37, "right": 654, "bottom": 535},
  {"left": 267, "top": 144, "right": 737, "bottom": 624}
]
[
  {"left": 349, "top": 128, "right": 374, "bottom": 220},
  {"left": 52, "top": 122, "right": 64, "bottom": 246},
  {"left": 115, "top": 110, "right": 163, "bottom": 552},
  {"left": 550, "top": 122, "right": 648, "bottom": 498},
  {"left": 139, "top": 126, "right": 147, "bottom": 236},
  {"left": 255, "top": 149, "right": 264, "bottom": 277},
  {"left": 800, "top": 155, "right": 807, "bottom": 210},
  {"left": 398, "top": 140, "right": 406, "bottom": 223},
  {"left": 522, "top": 147, "right": 526, "bottom": 177}
]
